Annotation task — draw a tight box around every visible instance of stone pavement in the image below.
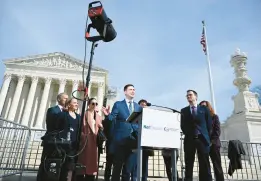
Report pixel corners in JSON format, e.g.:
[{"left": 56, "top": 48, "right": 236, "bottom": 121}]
[
  {"left": 1, "top": 172, "right": 103, "bottom": 181},
  {"left": 2, "top": 173, "right": 258, "bottom": 181},
  {"left": 1, "top": 172, "right": 169, "bottom": 181}
]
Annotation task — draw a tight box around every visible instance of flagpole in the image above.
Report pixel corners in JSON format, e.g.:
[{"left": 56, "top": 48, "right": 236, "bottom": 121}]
[{"left": 202, "top": 20, "right": 217, "bottom": 112}]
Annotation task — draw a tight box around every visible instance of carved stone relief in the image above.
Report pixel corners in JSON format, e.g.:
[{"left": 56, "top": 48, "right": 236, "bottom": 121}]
[{"left": 19, "top": 57, "right": 84, "bottom": 70}]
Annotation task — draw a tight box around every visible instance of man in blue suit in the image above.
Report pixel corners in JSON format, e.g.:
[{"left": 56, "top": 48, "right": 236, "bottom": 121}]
[
  {"left": 102, "top": 84, "right": 142, "bottom": 181},
  {"left": 180, "top": 90, "right": 212, "bottom": 181},
  {"left": 36, "top": 92, "right": 68, "bottom": 181}
]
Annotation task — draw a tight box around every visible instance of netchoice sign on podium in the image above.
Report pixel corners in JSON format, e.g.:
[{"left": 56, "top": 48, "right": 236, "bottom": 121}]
[{"left": 140, "top": 108, "right": 181, "bottom": 149}]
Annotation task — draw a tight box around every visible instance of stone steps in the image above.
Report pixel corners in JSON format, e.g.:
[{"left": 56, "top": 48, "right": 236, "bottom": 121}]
[{"left": 2, "top": 141, "right": 261, "bottom": 180}]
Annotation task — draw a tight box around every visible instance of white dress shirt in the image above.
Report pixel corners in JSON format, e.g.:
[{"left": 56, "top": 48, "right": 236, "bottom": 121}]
[{"left": 58, "top": 105, "right": 63, "bottom": 112}]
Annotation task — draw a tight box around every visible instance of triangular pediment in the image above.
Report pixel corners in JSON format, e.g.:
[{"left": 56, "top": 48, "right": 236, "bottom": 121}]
[{"left": 3, "top": 52, "right": 107, "bottom": 72}]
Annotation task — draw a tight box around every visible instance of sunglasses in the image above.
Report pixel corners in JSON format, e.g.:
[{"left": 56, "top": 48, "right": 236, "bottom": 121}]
[{"left": 91, "top": 102, "right": 98, "bottom": 106}]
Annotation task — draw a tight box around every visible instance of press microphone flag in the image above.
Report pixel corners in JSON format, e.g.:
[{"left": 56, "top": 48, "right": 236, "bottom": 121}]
[{"left": 146, "top": 103, "right": 181, "bottom": 114}]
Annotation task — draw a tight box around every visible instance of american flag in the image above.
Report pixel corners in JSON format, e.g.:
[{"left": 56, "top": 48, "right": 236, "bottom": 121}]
[{"left": 200, "top": 26, "right": 207, "bottom": 55}]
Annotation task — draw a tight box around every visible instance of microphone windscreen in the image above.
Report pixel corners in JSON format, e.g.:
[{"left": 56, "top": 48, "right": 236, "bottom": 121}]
[{"left": 147, "top": 102, "right": 152, "bottom": 106}]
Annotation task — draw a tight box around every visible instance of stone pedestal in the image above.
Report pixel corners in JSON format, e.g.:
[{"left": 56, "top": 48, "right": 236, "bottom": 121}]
[{"left": 222, "top": 49, "right": 261, "bottom": 144}]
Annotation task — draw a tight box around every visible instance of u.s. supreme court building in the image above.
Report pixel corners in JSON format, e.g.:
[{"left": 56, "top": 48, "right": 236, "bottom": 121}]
[{"left": 0, "top": 52, "right": 119, "bottom": 129}]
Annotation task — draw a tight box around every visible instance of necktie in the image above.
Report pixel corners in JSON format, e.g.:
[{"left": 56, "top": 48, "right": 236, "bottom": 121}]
[
  {"left": 129, "top": 101, "right": 133, "bottom": 114},
  {"left": 192, "top": 106, "right": 196, "bottom": 118}
]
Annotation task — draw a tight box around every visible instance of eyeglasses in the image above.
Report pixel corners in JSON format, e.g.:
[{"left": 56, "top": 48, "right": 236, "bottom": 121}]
[{"left": 91, "top": 102, "right": 98, "bottom": 106}]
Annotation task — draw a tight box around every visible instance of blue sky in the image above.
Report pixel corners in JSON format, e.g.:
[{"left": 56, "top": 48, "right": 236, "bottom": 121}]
[{"left": 0, "top": 0, "right": 260, "bottom": 121}]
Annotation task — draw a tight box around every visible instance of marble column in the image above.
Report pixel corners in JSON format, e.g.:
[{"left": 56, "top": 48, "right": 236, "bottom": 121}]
[
  {"left": 58, "top": 78, "right": 67, "bottom": 94},
  {"left": 30, "top": 85, "right": 41, "bottom": 128},
  {"left": 72, "top": 80, "right": 79, "bottom": 97},
  {"left": 84, "top": 82, "right": 93, "bottom": 111},
  {"left": 47, "top": 85, "right": 54, "bottom": 108},
  {"left": 21, "top": 76, "right": 39, "bottom": 126},
  {"left": 88, "top": 82, "right": 92, "bottom": 98},
  {"left": 72, "top": 80, "right": 80, "bottom": 113},
  {"left": 2, "top": 80, "right": 16, "bottom": 119},
  {"left": 0, "top": 73, "right": 12, "bottom": 115},
  {"left": 16, "top": 83, "right": 30, "bottom": 123},
  {"left": 43, "top": 84, "right": 54, "bottom": 129},
  {"left": 97, "top": 82, "right": 104, "bottom": 109},
  {"left": 7, "top": 75, "right": 25, "bottom": 121},
  {"left": 35, "top": 77, "right": 52, "bottom": 128}
]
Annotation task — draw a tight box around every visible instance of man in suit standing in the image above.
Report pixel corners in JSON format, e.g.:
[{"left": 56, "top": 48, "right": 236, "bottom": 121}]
[
  {"left": 102, "top": 84, "right": 142, "bottom": 181},
  {"left": 36, "top": 92, "right": 68, "bottom": 181},
  {"left": 45, "top": 93, "right": 68, "bottom": 132},
  {"left": 180, "top": 90, "right": 212, "bottom": 181}
]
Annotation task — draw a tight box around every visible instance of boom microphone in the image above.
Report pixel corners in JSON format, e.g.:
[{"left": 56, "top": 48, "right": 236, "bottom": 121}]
[
  {"left": 146, "top": 102, "right": 181, "bottom": 114},
  {"left": 146, "top": 102, "right": 152, "bottom": 106}
]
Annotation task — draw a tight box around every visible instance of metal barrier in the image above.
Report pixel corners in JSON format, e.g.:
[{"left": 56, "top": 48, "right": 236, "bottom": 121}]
[
  {"left": 145, "top": 141, "right": 261, "bottom": 181},
  {"left": 23, "top": 128, "right": 45, "bottom": 171},
  {"left": 0, "top": 117, "right": 31, "bottom": 180},
  {"left": 20, "top": 128, "right": 261, "bottom": 180}
]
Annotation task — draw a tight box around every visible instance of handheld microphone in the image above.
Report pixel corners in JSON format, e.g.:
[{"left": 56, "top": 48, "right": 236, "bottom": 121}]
[
  {"left": 146, "top": 102, "right": 152, "bottom": 106},
  {"left": 146, "top": 102, "right": 181, "bottom": 114}
]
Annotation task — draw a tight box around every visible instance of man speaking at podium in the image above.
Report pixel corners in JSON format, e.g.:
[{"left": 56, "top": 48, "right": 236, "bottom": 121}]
[
  {"left": 181, "top": 90, "right": 212, "bottom": 181},
  {"left": 102, "top": 84, "right": 142, "bottom": 181}
]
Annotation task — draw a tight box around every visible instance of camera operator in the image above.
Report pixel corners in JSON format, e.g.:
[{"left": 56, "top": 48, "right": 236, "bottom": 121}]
[{"left": 37, "top": 93, "right": 68, "bottom": 181}]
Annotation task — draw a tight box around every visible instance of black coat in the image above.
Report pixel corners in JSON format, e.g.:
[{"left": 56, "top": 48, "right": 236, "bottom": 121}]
[
  {"left": 228, "top": 140, "right": 246, "bottom": 176},
  {"left": 102, "top": 117, "right": 112, "bottom": 139},
  {"left": 46, "top": 105, "right": 63, "bottom": 132}
]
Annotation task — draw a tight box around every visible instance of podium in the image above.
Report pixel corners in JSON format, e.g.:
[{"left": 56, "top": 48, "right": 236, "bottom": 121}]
[{"left": 128, "top": 107, "right": 181, "bottom": 181}]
